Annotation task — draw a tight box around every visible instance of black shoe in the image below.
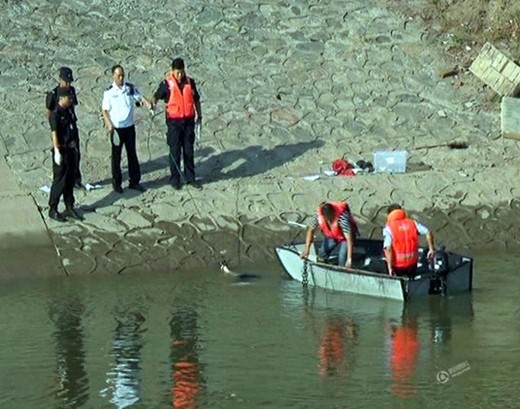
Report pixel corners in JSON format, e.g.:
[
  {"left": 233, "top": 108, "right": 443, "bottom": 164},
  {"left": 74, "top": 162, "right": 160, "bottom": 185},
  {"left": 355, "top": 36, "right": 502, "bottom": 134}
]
[
  {"left": 48, "top": 208, "right": 66, "bottom": 222},
  {"left": 74, "top": 181, "right": 85, "bottom": 190},
  {"left": 129, "top": 184, "right": 146, "bottom": 192},
  {"left": 113, "top": 185, "right": 123, "bottom": 194},
  {"left": 172, "top": 182, "right": 182, "bottom": 191},
  {"left": 186, "top": 180, "right": 203, "bottom": 190},
  {"left": 64, "top": 208, "right": 84, "bottom": 221}
]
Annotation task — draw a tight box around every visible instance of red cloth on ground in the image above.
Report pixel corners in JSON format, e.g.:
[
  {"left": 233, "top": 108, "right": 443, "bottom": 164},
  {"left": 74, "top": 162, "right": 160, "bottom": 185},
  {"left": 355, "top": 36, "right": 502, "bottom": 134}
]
[{"left": 332, "top": 158, "right": 356, "bottom": 177}]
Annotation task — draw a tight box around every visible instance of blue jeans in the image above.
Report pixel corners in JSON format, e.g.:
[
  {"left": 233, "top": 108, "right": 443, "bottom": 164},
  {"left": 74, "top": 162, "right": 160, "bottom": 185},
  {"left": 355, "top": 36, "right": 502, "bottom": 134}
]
[{"left": 319, "top": 238, "right": 347, "bottom": 266}]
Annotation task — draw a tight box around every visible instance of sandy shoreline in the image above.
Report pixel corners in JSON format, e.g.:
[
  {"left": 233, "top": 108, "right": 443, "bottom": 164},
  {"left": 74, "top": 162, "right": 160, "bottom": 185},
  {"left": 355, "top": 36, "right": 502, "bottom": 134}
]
[{"left": 2, "top": 0, "right": 520, "bottom": 276}]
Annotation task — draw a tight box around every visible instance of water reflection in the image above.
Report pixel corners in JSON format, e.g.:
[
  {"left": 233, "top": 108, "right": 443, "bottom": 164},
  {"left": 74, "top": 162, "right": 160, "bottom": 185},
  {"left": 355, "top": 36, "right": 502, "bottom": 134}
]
[
  {"left": 387, "top": 312, "right": 420, "bottom": 398},
  {"left": 318, "top": 316, "right": 358, "bottom": 378},
  {"left": 49, "top": 294, "right": 89, "bottom": 408},
  {"left": 100, "top": 306, "right": 146, "bottom": 408},
  {"left": 282, "top": 281, "right": 475, "bottom": 400},
  {"left": 387, "top": 296, "right": 475, "bottom": 399},
  {"left": 170, "top": 306, "right": 205, "bottom": 409}
]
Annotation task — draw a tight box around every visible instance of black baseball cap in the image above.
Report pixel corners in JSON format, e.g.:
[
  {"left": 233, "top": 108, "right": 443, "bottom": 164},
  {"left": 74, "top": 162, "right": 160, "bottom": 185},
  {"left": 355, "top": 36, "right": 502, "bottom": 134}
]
[{"left": 59, "top": 67, "right": 74, "bottom": 82}]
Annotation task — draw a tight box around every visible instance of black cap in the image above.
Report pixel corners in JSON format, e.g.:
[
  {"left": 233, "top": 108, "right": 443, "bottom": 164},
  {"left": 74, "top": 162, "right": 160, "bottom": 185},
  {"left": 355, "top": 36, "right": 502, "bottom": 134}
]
[
  {"left": 59, "top": 66, "right": 74, "bottom": 82},
  {"left": 56, "top": 86, "right": 72, "bottom": 98}
]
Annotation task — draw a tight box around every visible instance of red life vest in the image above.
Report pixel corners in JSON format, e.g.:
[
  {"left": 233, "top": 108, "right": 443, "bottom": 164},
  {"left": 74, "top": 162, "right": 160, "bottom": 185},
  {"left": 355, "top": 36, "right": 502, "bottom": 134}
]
[
  {"left": 318, "top": 202, "right": 356, "bottom": 242},
  {"left": 386, "top": 209, "right": 419, "bottom": 269},
  {"left": 165, "top": 74, "right": 196, "bottom": 120}
]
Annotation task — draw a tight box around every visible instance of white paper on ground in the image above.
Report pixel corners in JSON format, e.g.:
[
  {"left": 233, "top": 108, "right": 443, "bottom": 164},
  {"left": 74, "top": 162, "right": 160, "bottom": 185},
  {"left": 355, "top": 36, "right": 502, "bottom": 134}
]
[
  {"left": 323, "top": 170, "right": 336, "bottom": 176},
  {"left": 303, "top": 174, "right": 320, "bottom": 181},
  {"left": 39, "top": 185, "right": 51, "bottom": 194},
  {"left": 85, "top": 183, "right": 103, "bottom": 191}
]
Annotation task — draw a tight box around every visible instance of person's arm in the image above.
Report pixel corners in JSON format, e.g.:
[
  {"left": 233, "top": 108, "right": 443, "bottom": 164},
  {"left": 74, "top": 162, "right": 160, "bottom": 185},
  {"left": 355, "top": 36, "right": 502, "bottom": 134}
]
[
  {"left": 134, "top": 85, "right": 152, "bottom": 110},
  {"left": 101, "top": 92, "right": 113, "bottom": 134},
  {"left": 384, "top": 246, "right": 394, "bottom": 276},
  {"left": 45, "top": 91, "right": 55, "bottom": 120},
  {"left": 338, "top": 211, "right": 354, "bottom": 268},
  {"left": 49, "top": 112, "right": 62, "bottom": 165},
  {"left": 140, "top": 95, "right": 152, "bottom": 110},
  {"left": 383, "top": 226, "right": 394, "bottom": 275},
  {"left": 344, "top": 231, "right": 353, "bottom": 269},
  {"left": 51, "top": 130, "right": 59, "bottom": 150},
  {"left": 301, "top": 226, "right": 315, "bottom": 259},
  {"left": 101, "top": 110, "right": 113, "bottom": 134},
  {"left": 150, "top": 81, "right": 168, "bottom": 110},
  {"left": 426, "top": 230, "right": 435, "bottom": 259},
  {"left": 195, "top": 99, "right": 202, "bottom": 123},
  {"left": 192, "top": 79, "right": 202, "bottom": 122},
  {"left": 416, "top": 221, "right": 435, "bottom": 259}
]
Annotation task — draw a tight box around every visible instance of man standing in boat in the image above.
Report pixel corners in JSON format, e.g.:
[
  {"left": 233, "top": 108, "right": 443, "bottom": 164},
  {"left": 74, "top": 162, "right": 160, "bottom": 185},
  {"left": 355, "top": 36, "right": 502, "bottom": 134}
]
[
  {"left": 384, "top": 204, "right": 435, "bottom": 277},
  {"left": 300, "top": 201, "right": 359, "bottom": 269}
]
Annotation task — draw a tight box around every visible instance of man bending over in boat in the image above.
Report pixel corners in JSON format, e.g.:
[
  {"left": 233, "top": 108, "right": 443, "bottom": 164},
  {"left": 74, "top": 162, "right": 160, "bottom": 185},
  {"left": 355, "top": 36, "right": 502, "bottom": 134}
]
[
  {"left": 384, "top": 204, "right": 435, "bottom": 277},
  {"left": 300, "top": 201, "right": 359, "bottom": 269}
]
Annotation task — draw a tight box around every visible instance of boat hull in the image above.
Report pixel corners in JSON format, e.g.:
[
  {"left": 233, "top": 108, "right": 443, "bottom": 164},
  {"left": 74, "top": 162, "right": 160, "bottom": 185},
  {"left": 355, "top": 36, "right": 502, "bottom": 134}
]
[{"left": 275, "top": 240, "right": 473, "bottom": 302}]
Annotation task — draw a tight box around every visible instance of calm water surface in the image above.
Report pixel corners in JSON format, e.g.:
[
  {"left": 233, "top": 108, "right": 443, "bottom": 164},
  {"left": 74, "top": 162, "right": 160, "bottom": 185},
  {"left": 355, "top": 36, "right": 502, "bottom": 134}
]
[{"left": 1, "top": 252, "right": 519, "bottom": 408}]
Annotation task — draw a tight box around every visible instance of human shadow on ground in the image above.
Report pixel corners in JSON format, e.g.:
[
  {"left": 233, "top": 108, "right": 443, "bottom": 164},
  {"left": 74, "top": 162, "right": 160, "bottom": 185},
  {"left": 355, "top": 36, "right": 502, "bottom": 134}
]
[
  {"left": 196, "top": 140, "right": 325, "bottom": 183},
  {"left": 81, "top": 140, "right": 323, "bottom": 211}
]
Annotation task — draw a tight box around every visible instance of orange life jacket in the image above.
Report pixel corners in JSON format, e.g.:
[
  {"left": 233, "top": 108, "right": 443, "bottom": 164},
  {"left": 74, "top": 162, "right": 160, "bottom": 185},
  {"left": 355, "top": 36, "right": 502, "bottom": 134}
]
[
  {"left": 318, "top": 202, "right": 356, "bottom": 242},
  {"left": 386, "top": 209, "right": 419, "bottom": 269},
  {"left": 165, "top": 74, "right": 196, "bottom": 120}
]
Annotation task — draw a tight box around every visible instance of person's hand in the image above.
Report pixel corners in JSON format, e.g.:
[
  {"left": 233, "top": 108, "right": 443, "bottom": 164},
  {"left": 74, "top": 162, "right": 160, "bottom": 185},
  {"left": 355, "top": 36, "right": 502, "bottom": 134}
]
[
  {"left": 196, "top": 116, "right": 202, "bottom": 124},
  {"left": 300, "top": 250, "right": 309, "bottom": 260},
  {"left": 53, "top": 149, "right": 62, "bottom": 166},
  {"left": 388, "top": 268, "right": 394, "bottom": 277},
  {"left": 427, "top": 249, "right": 435, "bottom": 260},
  {"left": 345, "top": 258, "right": 352, "bottom": 269},
  {"left": 112, "top": 131, "right": 120, "bottom": 147},
  {"left": 195, "top": 122, "right": 201, "bottom": 141}
]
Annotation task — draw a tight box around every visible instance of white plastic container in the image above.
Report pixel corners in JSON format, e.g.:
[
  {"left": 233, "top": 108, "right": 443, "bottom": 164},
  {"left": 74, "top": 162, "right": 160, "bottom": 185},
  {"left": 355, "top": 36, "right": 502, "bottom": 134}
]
[{"left": 373, "top": 150, "right": 407, "bottom": 173}]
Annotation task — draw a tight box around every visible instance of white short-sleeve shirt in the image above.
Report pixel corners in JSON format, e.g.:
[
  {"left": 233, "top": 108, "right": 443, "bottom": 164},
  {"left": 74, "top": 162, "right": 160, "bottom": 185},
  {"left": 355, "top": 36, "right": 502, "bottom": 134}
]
[{"left": 102, "top": 81, "right": 142, "bottom": 128}]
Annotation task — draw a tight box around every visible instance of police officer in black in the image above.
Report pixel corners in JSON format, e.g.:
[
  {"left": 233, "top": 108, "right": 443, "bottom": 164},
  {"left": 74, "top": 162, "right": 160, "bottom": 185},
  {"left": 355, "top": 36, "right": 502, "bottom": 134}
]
[
  {"left": 46, "top": 67, "right": 83, "bottom": 189},
  {"left": 48, "top": 87, "right": 84, "bottom": 222}
]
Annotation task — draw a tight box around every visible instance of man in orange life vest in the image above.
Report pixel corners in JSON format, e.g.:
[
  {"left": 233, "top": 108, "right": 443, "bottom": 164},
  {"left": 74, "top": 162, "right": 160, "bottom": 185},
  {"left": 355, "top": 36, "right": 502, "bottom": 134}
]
[
  {"left": 300, "top": 202, "right": 359, "bottom": 268},
  {"left": 384, "top": 204, "right": 435, "bottom": 277},
  {"left": 150, "top": 58, "right": 203, "bottom": 191}
]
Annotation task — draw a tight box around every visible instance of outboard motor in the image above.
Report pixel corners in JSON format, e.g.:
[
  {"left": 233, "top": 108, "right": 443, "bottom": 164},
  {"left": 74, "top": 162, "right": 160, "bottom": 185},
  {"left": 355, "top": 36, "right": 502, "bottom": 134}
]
[
  {"left": 431, "top": 246, "right": 449, "bottom": 275},
  {"left": 429, "top": 246, "right": 449, "bottom": 295}
]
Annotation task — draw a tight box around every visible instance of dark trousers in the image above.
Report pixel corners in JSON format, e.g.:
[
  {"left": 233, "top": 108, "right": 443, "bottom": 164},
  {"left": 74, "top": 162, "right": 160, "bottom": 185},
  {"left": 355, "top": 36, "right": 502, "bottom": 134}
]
[
  {"left": 393, "top": 265, "right": 417, "bottom": 278},
  {"left": 74, "top": 143, "right": 82, "bottom": 184},
  {"left": 111, "top": 125, "right": 141, "bottom": 188},
  {"left": 166, "top": 119, "right": 195, "bottom": 185},
  {"left": 49, "top": 148, "right": 76, "bottom": 210},
  {"left": 72, "top": 129, "right": 82, "bottom": 185}
]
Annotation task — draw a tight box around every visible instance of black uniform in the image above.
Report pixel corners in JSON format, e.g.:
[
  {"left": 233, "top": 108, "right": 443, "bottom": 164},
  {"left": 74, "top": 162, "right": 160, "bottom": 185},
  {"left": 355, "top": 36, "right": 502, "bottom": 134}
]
[
  {"left": 153, "top": 77, "right": 200, "bottom": 187},
  {"left": 46, "top": 86, "right": 82, "bottom": 186},
  {"left": 48, "top": 105, "right": 78, "bottom": 213}
]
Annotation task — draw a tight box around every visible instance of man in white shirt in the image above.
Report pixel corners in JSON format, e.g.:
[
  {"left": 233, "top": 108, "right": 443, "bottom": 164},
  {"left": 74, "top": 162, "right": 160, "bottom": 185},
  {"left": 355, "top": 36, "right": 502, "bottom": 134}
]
[{"left": 102, "top": 65, "right": 151, "bottom": 193}]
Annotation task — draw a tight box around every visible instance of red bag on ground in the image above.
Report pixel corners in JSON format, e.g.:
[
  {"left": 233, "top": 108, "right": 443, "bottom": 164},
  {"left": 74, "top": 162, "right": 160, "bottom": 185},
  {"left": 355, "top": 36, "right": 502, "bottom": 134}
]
[{"left": 332, "top": 158, "right": 356, "bottom": 177}]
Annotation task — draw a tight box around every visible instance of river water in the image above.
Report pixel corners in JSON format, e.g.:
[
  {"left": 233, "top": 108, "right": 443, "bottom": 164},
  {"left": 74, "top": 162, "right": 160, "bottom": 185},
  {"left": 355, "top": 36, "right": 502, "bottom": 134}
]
[{"left": 0, "top": 250, "right": 519, "bottom": 409}]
